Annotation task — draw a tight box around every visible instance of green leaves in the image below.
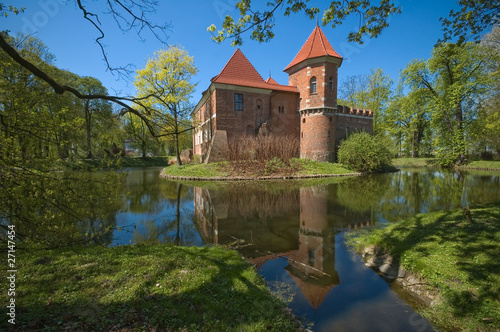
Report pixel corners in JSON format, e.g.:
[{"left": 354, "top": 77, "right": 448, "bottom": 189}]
[
  {"left": 208, "top": 0, "right": 401, "bottom": 45},
  {"left": 337, "top": 132, "right": 393, "bottom": 172},
  {"left": 439, "top": 0, "right": 500, "bottom": 45},
  {"left": 133, "top": 46, "right": 197, "bottom": 164}
]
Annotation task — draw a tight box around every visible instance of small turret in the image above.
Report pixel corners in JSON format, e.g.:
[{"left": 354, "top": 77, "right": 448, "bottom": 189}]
[{"left": 284, "top": 26, "right": 343, "bottom": 162}]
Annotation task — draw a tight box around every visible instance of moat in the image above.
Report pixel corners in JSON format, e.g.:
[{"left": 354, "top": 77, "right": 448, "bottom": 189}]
[{"left": 111, "top": 167, "right": 500, "bottom": 331}]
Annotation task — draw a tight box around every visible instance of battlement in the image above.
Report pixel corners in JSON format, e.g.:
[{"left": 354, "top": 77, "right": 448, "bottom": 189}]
[{"left": 337, "top": 104, "right": 373, "bottom": 117}]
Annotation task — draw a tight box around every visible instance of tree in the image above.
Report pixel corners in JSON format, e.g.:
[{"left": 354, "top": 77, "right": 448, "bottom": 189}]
[
  {"left": 79, "top": 76, "right": 113, "bottom": 159},
  {"left": 384, "top": 87, "right": 431, "bottom": 158},
  {"left": 134, "top": 46, "right": 197, "bottom": 165},
  {"left": 473, "top": 26, "right": 500, "bottom": 155},
  {"left": 338, "top": 68, "right": 393, "bottom": 134},
  {"left": 339, "top": 74, "right": 369, "bottom": 107},
  {"left": 0, "top": 1, "right": 172, "bottom": 135},
  {"left": 439, "top": 0, "right": 500, "bottom": 45},
  {"left": 402, "top": 42, "right": 499, "bottom": 165},
  {"left": 124, "top": 111, "right": 157, "bottom": 158},
  {"left": 208, "top": 0, "right": 401, "bottom": 45}
]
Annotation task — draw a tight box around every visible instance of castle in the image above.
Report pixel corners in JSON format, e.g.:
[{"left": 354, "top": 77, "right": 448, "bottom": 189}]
[{"left": 192, "top": 25, "right": 373, "bottom": 163}]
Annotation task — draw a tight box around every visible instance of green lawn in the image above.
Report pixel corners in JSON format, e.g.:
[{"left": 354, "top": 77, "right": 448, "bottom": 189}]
[
  {"left": 346, "top": 204, "right": 500, "bottom": 332},
  {"left": 392, "top": 157, "right": 500, "bottom": 170},
  {"left": 163, "top": 161, "right": 230, "bottom": 178},
  {"left": 1, "top": 245, "right": 301, "bottom": 331},
  {"left": 459, "top": 160, "right": 500, "bottom": 170}
]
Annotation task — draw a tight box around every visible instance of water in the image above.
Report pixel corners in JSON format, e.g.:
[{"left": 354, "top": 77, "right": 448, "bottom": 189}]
[{"left": 111, "top": 167, "right": 500, "bottom": 331}]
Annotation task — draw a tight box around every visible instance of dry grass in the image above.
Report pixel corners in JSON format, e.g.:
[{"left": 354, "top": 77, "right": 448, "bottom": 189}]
[{"left": 226, "top": 135, "right": 300, "bottom": 175}]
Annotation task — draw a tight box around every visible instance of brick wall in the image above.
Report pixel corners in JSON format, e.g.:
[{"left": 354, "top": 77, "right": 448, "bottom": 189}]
[
  {"left": 300, "top": 112, "right": 335, "bottom": 162},
  {"left": 215, "top": 88, "right": 271, "bottom": 143},
  {"left": 214, "top": 88, "right": 300, "bottom": 142},
  {"left": 268, "top": 92, "right": 300, "bottom": 137},
  {"left": 288, "top": 61, "right": 339, "bottom": 110},
  {"left": 334, "top": 106, "right": 374, "bottom": 147}
]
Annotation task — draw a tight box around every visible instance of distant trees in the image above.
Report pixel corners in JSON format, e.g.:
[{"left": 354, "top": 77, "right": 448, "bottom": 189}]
[
  {"left": 336, "top": 37, "right": 499, "bottom": 165},
  {"left": 339, "top": 68, "right": 393, "bottom": 135},
  {"left": 400, "top": 42, "right": 499, "bottom": 165},
  {"left": 0, "top": 34, "right": 125, "bottom": 247}
]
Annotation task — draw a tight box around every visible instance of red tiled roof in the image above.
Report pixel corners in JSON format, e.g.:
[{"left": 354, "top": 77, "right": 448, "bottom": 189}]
[
  {"left": 284, "top": 26, "right": 342, "bottom": 71},
  {"left": 211, "top": 49, "right": 298, "bottom": 93},
  {"left": 265, "top": 77, "right": 280, "bottom": 85}
]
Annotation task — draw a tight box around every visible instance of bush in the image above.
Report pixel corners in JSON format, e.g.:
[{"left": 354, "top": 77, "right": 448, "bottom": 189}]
[
  {"left": 337, "top": 132, "right": 392, "bottom": 172},
  {"left": 480, "top": 150, "right": 494, "bottom": 161}
]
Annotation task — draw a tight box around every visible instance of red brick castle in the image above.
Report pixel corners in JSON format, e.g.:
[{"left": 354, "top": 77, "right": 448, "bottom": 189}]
[{"left": 192, "top": 26, "right": 373, "bottom": 162}]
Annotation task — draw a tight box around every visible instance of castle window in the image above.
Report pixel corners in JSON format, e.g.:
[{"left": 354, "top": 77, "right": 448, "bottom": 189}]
[
  {"left": 310, "top": 77, "right": 317, "bottom": 94},
  {"left": 308, "top": 249, "right": 315, "bottom": 266},
  {"left": 329, "top": 76, "right": 334, "bottom": 91},
  {"left": 302, "top": 118, "right": 306, "bottom": 123},
  {"left": 234, "top": 93, "right": 244, "bottom": 111}
]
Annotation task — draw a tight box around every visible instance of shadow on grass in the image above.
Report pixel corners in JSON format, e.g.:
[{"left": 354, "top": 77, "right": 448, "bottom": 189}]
[
  {"left": 3, "top": 246, "right": 298, "bottom": 331},
  {"left": 375, "top": 204, "right": 500, "bottom": 326}
]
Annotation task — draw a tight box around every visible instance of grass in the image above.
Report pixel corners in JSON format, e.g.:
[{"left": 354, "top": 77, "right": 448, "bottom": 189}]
[
  {"left": 392, "top": 157, "right": 438, "bottom": 167},
  {"left": 291, "top": 158, "right": 353, "bottom": 175},
  {"left": 346, "top": 203, "right": 500, "bottom": 332},
  {"left": 162, "top": 158, "right": 354, "bottom": 179},
  {"left": 459, "top": 160, "right": 500, "bottom": 170},
  {"left": 67, "top": 156, "right": 169, "bottom": 170},
  {"left": 1, "top": 245, "right": 301, "bottom": 331},
  {"left": 163, "top": 162, "right": 230, "bottom": 178},
  {"left": 392, "top": 158, "right": 500, "bottom": 170}
]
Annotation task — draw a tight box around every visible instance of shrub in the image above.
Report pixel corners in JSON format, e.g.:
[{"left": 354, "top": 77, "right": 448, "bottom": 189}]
[
  {"left": 480, "top": 150, "right": 494, "bottom": 161},
  {"left": 337, "top": 132, "right": 392, "bottom": 172}
]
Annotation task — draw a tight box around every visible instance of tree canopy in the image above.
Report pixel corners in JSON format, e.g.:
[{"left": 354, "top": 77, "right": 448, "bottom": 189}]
[{"left": 134, "top": 46, "right": 197, "bottom": 165}]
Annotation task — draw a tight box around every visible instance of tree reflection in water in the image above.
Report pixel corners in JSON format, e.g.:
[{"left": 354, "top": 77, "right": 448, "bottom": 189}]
[{"left": 111, "top": 168, "right": 499, "bottom": 330}]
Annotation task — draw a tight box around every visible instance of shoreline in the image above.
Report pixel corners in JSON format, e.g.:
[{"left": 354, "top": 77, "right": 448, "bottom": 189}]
[
  {"left": 346, "top": 204, "right": 500, "bottom": 331},
  {"left": 159, "top": 170, "right": 363, "bottom": 181}
]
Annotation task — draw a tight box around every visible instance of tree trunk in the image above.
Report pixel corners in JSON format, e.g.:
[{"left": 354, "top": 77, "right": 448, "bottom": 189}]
[
  {"left": 142, "top": 139, "right": 147, "bottom": 158},
  {"left": 175, "top": 133, "right": 182, "bottom": 166},
  {"left": 85, "top": 100, "right": 93, "bottom": 159},
  {"left": 455, "top": 103, "right": 466, "bottom": 165}
]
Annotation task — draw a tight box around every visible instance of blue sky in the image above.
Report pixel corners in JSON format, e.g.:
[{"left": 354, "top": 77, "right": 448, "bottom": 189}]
[{"left": 1, "top": 0, "right": 463, "bottom": 104}]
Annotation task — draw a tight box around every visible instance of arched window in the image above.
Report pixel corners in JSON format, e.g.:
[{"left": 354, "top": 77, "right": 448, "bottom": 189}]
[
  {"left": 329, "top": 76, "right": 334, "bottom": 91},
  {"left": 310, "top": 77, "right": 317, "bottom": 94}
]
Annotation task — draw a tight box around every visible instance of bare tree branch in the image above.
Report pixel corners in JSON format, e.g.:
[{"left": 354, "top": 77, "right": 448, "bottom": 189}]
[{"left": 74, "top": 0, "right": 171, "bottom": 78}]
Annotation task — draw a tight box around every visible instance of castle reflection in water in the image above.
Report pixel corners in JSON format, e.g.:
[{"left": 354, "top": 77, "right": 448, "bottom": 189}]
[{"left": 192, "top": 183, "right": 371, "bottom": 309}]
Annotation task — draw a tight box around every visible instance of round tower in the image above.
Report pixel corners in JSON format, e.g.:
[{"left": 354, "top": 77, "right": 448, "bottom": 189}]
[{"left": 284, "top": 26, "right": 343, "bottom": 162}]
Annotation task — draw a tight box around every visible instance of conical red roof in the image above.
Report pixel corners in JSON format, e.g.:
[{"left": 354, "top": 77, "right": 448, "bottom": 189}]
[
  {"left": 211, "top": 49, "right": 298, "bottom": 92},
  {"left": 284, "top": 26, "right": 342, "bottom": 71}
]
